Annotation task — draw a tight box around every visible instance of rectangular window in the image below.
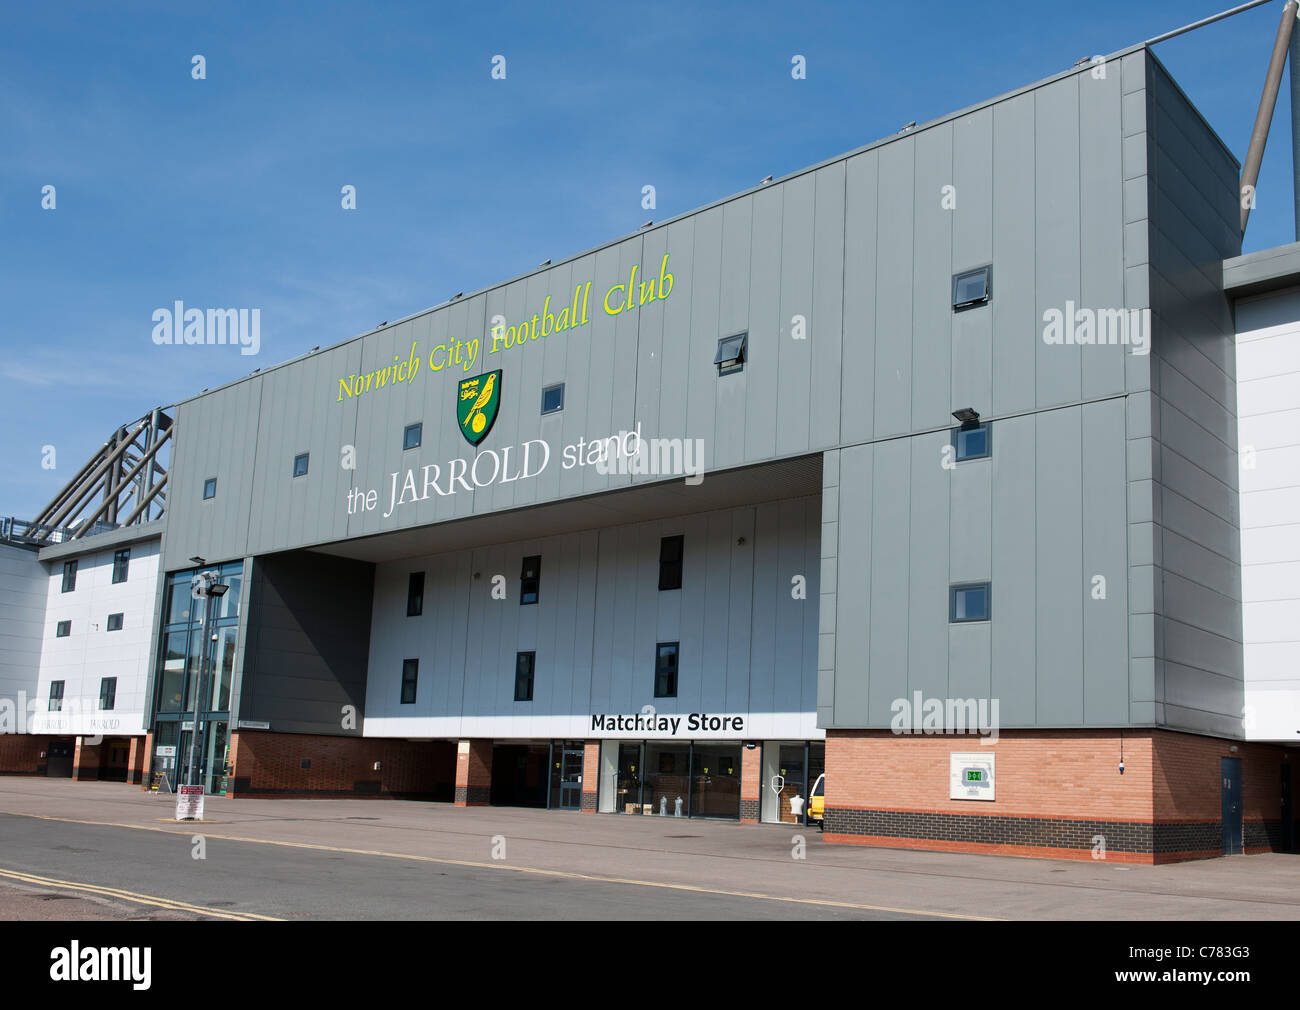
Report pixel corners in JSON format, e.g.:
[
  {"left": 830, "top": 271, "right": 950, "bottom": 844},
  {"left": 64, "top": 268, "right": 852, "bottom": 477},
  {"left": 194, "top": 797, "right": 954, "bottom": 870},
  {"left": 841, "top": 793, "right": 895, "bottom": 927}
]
[
  {"left": 293, "top": 452, "right": 309, "bottom": 477},
  {"left": 952, "top": 422, "right": 992, "bottom": 461},
  {"left": 654, "top": 642, "right": 679, "bottom": 698},
  {"left": 406, "top": 571, "right": 425, "bottom": 617},
  {"left": 61, "top": 560, "right": 77, "bottom": 593},
  {"left": 112, "top": 548, "right": 130, "bottom": 584},
  {"left": 514, "top": 651, "right": 536, "bottom": 701},
  {"left": 714, "top": 332, "right": 747, "bottom": 375},
  {"left": 56, "top": 620, "right": 71, "bottom": 638},
  {"left": 658, "top": 535, "right": 684, "bottom": 591},
  {"left": 403, "top": 422, "right": 422, "bottom": 450},
  {"left": 203, "top": 477, "right": 217, "bottom": 499},
  {"left": 99, "top": 677, "right": 117, "bottom": 711},
  {"left": 952, "top": 265, "right": 992, "bottom": 310},
  {"left": 106, "top": 612, "right": 123, "bottom": 632},
  {"left": 520, "top": 555, "right": 540, "bottom": 605},
  {"left": 950, "top": 582, "right": 992, "bottom": 623},
  {"left": 400, "top": 658, "right": 419, "bottom": 704},
  {"left": 49, "top": 681, "right": 64, "bottom": 712},
  {"left": 541, "top": 383, "right": 564, "bottom": 414}
]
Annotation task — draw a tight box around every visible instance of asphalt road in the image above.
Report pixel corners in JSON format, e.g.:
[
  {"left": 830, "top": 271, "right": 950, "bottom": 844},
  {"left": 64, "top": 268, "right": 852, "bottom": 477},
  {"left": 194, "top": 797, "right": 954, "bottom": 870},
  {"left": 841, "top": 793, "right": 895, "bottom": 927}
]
[{"left": 0, "top": 812, "right": 924, "bottom": 921}]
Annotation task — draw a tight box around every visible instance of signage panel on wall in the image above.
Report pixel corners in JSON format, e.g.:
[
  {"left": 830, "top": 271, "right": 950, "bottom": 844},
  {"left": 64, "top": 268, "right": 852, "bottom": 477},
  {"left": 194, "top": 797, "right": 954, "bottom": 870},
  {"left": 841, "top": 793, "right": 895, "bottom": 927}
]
[{"left": 949, "top": 752, "right": 995, "bottom": 801}]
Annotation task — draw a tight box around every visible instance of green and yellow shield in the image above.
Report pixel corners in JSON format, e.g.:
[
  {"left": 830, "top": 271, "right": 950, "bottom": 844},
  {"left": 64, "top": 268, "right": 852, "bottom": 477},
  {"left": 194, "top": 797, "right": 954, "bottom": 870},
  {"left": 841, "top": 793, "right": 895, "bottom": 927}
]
[{"left": 457, "top": 370, "right": 502, "bottom": 446}]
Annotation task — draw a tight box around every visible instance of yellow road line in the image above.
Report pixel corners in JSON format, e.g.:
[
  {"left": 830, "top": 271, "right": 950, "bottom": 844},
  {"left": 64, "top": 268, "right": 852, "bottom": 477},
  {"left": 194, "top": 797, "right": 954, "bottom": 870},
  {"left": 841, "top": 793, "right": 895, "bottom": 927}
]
[
  {"left": 0, "top": 810, "right": 999, "bottom": 920},
  {"left": 0, "top": 866, "right": 280, "bottom": 921}
]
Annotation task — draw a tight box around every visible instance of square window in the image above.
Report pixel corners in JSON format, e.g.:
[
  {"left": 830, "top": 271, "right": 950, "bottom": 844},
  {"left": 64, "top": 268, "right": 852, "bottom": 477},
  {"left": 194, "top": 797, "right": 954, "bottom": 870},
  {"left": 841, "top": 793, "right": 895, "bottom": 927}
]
[
  {"left": 520, "top": 555, "right": 540, "bottom": 605},
  {"left": 99, "top": 677, "right": 117, "bottom": 711},
  {"left": 106, "top": 612, "right": 123, "bottom": 632},
  {"left": 714, "top": 332, "right": 747, "bottom": 375},
  {"left": 400, "top": 658, "right": 419, "bottom": 704},
  {"left": 658, "top": 535, "right": 684, "bottom": 591},
  {"left": 515, "top": 651, "right": 535, "bottom": 702},
  {"left": 950, "top": 583, "right": 991, "bottom": 623},
  {"left": 406, "top": 571, "right": 425, "bottom": 617},
  {"left": 293, "top": 452, "right": 309, "bottom": 477},
  {"left": 952, "top": 423, "right": 992, "bottom": 462},
  {"left": 112, "top": 548, "right": 130, "bottom": 584},
  {"left": 952, "top": 265, "right": 991, "bottom": 311},
  {"left": 403, "top": 422, "right": 422, "bottom": 450},
  {"left": 541, "top": 383, "right": 564, "bottom": 414},
  {"left": 654, "top": 642, "right": 679, "bottom": 698},
  {"left": 56, "top": 620, "right": 71, "bottom": 638},
  {"left": 203, "top": 477, "right": 217, "bottom": 500},
  {"left": 61, "top": 560, "right": 77, "bottom": 593}
]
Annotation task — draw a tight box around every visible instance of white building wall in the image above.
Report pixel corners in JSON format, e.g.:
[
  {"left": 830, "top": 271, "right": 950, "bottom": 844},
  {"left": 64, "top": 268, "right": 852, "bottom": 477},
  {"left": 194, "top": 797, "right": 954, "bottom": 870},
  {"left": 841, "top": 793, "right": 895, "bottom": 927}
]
[
  {"left": 363, "top": 497, "right": 822, "bottom": 741},
  {"left": 1236, "top": 286, "right": 1300, "bottom": 742},
  {"left": 0, "top": 542, "right": 47, "bottom": 720},
  {"left": 31, "top": 538, "right": 160, "bottom": 737}
]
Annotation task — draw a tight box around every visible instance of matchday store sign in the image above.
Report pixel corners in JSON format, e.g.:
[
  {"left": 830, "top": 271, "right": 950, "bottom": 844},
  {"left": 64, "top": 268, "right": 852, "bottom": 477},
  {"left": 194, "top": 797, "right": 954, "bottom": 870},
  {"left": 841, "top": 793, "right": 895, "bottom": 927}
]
[{"left": 591, "top": 712, "right": 746, "bottom": 738}]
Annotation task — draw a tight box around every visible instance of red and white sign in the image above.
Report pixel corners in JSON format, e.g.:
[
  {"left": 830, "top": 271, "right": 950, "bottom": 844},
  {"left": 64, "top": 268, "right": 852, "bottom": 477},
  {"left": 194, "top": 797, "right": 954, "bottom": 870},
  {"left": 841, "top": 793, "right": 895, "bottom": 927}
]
[{"left": 175, "top": 785, "right": 205, "bottom": 821}]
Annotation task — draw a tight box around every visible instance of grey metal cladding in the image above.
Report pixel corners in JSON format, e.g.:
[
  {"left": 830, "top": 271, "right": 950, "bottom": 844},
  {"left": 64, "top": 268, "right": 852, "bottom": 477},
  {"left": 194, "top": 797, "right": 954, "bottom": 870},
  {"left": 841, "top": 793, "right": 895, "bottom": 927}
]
[
  {"left": 157, "top": 48, "right": 1245, "bottom": 734},
  {"left": 239, "top": 551, "right": 375, "bottom": 735},
  {"left": 1140, "top": 53, "right": 1244, "bottom": 737}
]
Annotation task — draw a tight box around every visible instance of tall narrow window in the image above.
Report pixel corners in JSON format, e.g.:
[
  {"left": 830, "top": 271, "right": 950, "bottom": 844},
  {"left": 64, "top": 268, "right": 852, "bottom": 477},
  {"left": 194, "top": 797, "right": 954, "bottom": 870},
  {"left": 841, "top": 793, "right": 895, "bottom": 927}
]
[
  {"left": 99, "top": 677, "right": 117, "bottom": 711},
  {"left": 655, "top": 642, "right": 679, "bottom": 698},
  {"left": 61, "top": 560, "right": 77, "bottom": 593},
  {"left": 112, "top": 548, "right": 130, "bottom": 584},
  {"left": 407, "top": 571, "right": 425, "bottom": 617},
  {"left": 403, "top": 422, "right": 422, "bottom": 450},
  {"left": 514, "top": 651, "right": 536, "bottom": 702},
  {"left": 203, "top": 477, "right": 217, "bottom": 500},
  {"left": 401, "top": 659, "right": 419, "bottom": 704},
  {"left": 49, "top": 681, "right": 65, "bottom": 712},
  {"left": 520, "top": 556, "right": 540, "bottom": 605},
  {"left": 293, "top": 452, "right": 310, "bottom": 477},
  {"left": 658, "top": 535, "right": 684, "bottom": 591}
]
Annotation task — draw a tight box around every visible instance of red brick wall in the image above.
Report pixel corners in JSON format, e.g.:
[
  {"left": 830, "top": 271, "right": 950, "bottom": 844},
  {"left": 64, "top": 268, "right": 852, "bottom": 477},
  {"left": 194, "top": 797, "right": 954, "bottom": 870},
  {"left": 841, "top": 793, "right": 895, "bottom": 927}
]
[
  {"left": 824, "top": 728, "right": 1291, "bottom": 862},
  {"left": 0, "top": 734, "right": 47, "bottom": 775},
  {"left": 581, "top": 740, "right": 599, "bottom": 812},
  {"left": 72, "top": 738, "right": 102, "bottom": 781},
  {"left": 229, "top": 731, "right": 454, "bottom": 799},
  {"left": 826, "top": 729, "right": 1154, "bottom": 820},
  {"left": 127, "top": 736, "right": 146, "bottom": 785},
  {"left": 454, "top": 738, "right": 493, "bottom": 806},
  {"left": 740, "top": 742, "right": 761, "bottom": 822}
]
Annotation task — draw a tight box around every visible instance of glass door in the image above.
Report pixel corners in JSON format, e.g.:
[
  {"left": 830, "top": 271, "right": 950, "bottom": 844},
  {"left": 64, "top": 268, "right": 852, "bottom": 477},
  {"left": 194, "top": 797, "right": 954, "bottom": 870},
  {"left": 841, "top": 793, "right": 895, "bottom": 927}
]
[{"left": 559, "top": 745, "right": 584, "bottom": 810}]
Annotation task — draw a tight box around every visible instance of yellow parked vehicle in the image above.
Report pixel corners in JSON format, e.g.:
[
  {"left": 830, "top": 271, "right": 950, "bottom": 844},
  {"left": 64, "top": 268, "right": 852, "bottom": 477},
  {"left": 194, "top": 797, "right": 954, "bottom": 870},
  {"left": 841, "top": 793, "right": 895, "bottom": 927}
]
[{"left": 809, "top": 773, "right": 825, "bottom": 827}]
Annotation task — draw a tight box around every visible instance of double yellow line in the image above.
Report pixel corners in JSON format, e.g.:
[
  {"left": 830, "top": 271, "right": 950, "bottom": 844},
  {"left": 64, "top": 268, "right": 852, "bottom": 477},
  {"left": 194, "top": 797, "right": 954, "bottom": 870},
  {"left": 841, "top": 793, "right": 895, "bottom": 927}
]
[{"left": 0, "top": 866, "right": 280, "bottom": 921}]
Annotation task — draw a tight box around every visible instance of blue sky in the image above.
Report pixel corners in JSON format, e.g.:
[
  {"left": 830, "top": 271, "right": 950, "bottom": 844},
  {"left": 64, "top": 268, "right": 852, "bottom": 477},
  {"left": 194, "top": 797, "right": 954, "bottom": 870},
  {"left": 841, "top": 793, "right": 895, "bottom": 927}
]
[{"left": 1, "top": 0, "right": 1296, "bottom": 519}]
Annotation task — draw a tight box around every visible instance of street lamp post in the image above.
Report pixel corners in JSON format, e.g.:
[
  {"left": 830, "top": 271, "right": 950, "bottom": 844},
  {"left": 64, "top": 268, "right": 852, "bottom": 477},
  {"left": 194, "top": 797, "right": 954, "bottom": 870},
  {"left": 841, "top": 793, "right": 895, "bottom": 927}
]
[{"left": 186, "top": 571, "right": 228, "bottom": 790}]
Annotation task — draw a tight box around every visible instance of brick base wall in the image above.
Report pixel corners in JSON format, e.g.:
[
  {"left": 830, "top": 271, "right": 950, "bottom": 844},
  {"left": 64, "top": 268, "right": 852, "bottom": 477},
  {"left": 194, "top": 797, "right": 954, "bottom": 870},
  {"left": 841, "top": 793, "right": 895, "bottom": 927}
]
[
  {"left": 0, "top": 734, "right": 48, "bottom": 775},
  {"left": 72, "top": 739, "right": 101, "bottom": 781},
  {"left": 454, "top": 739, "right": 493, "bottom": 806},
  {"left": 227, "top": 731, "right": 455, "bottom": 799},
  {"left": 823, "top": 728, "right": 1295, "bottom": 863},
  {"left": 740, "top": 743, "right": 761, "bottom": 822}
]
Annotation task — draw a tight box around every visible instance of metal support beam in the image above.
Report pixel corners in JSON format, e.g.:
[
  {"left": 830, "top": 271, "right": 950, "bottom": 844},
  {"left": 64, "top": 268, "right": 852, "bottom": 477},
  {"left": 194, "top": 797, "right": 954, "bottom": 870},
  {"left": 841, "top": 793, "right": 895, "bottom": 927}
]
[{"left": 1241, "top": 0, "right": 1299, "bottom": 234}]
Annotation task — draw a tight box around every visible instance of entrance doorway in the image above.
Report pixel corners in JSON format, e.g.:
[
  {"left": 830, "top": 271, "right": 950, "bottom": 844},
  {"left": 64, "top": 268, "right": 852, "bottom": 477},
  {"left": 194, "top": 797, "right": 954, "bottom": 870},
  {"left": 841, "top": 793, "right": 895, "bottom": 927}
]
[
  {"left": 46, "top": 740, "right": 73, "bottom": 778},
  {"left": 489, "top": 743, "right": 549, "bottom": 807},
  {"left": 1221, "top": 756, "right": 1243, "bottom": 855},
  {"left": 550, "top": 741, "right": 585, "bottom": 810}
]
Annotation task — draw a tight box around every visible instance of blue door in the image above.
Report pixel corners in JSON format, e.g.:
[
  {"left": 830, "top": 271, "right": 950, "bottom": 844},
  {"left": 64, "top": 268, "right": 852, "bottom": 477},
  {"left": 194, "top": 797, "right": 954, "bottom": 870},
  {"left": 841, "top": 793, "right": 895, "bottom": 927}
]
[{"left": 1220, "top": 757, "right": 1243, "bottom": 855}]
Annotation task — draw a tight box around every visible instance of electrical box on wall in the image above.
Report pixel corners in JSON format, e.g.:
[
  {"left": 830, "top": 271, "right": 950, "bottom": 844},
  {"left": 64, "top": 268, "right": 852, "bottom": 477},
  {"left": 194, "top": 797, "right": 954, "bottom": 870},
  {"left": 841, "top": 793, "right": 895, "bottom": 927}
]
[{"left": 950, "top": 752, "right": 995, "bottom": 801}]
